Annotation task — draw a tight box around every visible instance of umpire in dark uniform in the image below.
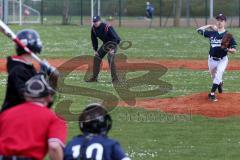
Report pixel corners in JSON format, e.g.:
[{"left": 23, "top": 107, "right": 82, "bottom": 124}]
[{"left": 86, "top": 16, "right": 121, "bottom": 83}]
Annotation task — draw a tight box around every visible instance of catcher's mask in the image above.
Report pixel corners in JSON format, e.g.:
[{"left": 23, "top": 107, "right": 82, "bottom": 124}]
[
  {"left": 16, "top": 29, "right": 42, "bottom": 55},
  {"left": 24, "top": 75, "right": 55, "bottom": 98},
  {"left": 79, "top": 103, "right": 112, "bottom": 135}
]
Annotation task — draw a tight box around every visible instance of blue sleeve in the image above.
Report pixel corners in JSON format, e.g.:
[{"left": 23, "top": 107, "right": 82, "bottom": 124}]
[
  {"left": 230, "top": 37, "right": 237, "bottom": 49},
  {"left": 112, "top": 142, "right": 130, "bottom": 160},
  {"left": 64, "top": 143, "right": 73, "bottom": 160},
  {"left": 150, "top": 5, "right": 154, "bottom": 12}
]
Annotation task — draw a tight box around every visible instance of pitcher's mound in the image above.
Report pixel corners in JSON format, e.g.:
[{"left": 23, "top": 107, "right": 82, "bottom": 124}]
[{"left": 125, "top": 93, "right": 240, "bottom": 118}]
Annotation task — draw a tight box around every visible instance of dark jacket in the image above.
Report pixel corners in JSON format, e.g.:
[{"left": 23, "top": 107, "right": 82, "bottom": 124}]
[
  {"left": 1, "top": 55, "right": 37, "bottom": 111},
  {"left": 91, "top": 23, "right": 121, "bottom": 51}
]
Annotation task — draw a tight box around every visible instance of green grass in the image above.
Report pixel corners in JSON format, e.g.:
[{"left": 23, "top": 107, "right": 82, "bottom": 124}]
[
  {"left": 40, "top": 15, "right": 158, "bottom": 25},
  {"left": 0, "top": 25, "right": 240, "bottom": 59},
  {"left": 1, "top": 25, "right": 240, "bottom": 159},
  {"left": 1, "top": 68, "right": 240, "bottom": 159},
  {"left": 56, "top": 69, "right": 240, "bottom": 102}
]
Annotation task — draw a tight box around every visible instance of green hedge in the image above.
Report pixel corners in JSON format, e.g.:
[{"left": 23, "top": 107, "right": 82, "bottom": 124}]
[{"left": 22, "top": 0, "right": 240, "bottom": 17}]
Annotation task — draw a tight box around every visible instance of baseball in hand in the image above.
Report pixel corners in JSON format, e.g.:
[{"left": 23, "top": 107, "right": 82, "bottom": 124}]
[{"left": 212, "top": 25, "right": 218, "bottom": 31}]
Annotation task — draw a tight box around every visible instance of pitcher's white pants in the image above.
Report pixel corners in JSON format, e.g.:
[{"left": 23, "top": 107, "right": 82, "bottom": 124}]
[{"left": 208, "top": 55, "right": 228, "bottom": 85}]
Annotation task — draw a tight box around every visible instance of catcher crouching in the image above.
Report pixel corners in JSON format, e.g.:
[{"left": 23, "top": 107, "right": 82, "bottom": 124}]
[{"left": 197, "top": 13, "right": 237, "bottom": 102}]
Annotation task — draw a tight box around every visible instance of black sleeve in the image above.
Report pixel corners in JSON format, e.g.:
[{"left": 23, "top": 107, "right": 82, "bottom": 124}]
[
  {"left": 197, "top": 29, "right": 212, "bottom": 38},
  {"left": 11, "top": 67, "right": 36, "bottom": 96},
  {"left": 91, "top": 27, "right": 98, "bottom": 51},
  {"left": 197, "top": 29, "right": 204, "bottom": 35},
  {"left": 108, "top": 26, "right": 121, "bottom": 44}
]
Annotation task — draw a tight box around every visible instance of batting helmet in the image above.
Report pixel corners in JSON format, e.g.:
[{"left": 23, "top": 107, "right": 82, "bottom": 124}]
[
  {"left": 79, "top": 103, "right": 112, "bottom": 135},
  {"left": 16, "top": 29, "right": 42, "bottom": 55}
]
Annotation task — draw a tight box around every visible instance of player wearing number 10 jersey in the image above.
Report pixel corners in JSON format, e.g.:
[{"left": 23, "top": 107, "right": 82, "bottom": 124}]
[{"left": 64, "top": 103, "right": 131, "bottom": 160}]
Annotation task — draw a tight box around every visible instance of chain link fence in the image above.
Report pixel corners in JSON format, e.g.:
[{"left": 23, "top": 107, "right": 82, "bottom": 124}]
[{"left": 1, "top": 0, "right": 240, "bottom": 27}]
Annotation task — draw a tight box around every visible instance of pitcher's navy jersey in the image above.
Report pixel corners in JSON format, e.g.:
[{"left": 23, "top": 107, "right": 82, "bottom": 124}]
[
  {"left": 64, "top": 134, "right": 130, "bottom": 160},
  {"left": 197, "top": 29, "right": 237, "bottom": 58}
]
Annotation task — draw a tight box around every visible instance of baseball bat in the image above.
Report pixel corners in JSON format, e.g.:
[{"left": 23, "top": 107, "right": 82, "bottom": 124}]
[{"left": 0, "top": 20, "right": 42, "bottom": 64}]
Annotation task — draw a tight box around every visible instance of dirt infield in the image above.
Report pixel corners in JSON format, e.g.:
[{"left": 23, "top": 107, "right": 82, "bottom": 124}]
[
  {"left": 0, "top": 58, "right": 240, "bottom": 72},
  {"left": 1, "top": 58, "right": 239, "bottom": 118},
  {"left": 119, "top": 93, "right": 240, "bottom": 118}
]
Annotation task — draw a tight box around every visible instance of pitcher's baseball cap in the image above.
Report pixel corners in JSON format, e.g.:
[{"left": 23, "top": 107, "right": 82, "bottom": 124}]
[
  {"left": 216, "top": 13, "right": 227, "bottom": 21},
  {"left": 93, "top": 16, "right": 101, "bottom": 23}
]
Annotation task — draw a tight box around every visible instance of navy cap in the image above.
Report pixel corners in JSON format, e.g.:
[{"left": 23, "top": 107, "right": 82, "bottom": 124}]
[
  {"left": 216, "top": 13, "right": 227, "bottom": 21},
  {"left": 93, "top": 16, "right": 101, "bottom": 23}
]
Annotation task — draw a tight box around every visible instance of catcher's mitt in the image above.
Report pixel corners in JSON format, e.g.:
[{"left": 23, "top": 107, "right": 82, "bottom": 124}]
[{"left": 221, "top": 32, "right": 233, "bottom": 49}]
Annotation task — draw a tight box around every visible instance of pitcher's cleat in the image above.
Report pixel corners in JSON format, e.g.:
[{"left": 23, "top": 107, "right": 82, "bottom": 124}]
[{"left": 208, "top": 93, "right": 218, "bottom": 102}]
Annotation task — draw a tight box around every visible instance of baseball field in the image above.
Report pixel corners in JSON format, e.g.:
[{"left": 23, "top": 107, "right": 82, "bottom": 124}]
[{"left": 1, "top": 25, "right": 240, "bottom": 159}]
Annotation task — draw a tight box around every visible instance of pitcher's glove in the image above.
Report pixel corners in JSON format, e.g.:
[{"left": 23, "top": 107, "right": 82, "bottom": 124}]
[{"left": 221, "top": 33, "right": 233, "bottom": 51}]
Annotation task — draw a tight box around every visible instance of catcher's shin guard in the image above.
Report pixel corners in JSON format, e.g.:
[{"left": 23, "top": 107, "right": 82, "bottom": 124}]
[{"left": 107, "top": 54, "right": 118, "bottom": 82}]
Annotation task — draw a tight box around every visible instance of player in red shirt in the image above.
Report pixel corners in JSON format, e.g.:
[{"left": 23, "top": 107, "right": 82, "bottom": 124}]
[{"left": 0, "top": 75, "right": 67, "bottom": 160}]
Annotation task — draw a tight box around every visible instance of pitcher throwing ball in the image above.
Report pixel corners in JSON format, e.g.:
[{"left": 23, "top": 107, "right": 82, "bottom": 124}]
[{"left": 197, "top": 13, "right": 237, "bottom": 101}]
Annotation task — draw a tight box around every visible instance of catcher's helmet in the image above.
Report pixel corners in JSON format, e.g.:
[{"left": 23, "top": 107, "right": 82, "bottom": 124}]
[
  {"left": 24, "top": 74, "right": 55, "bottom": 98},
  {"left": 16, "top": 29, "right": 42, "bottom": 55},
  {"left": 79, "top": 103, "right": 112, "bottom": 135}
]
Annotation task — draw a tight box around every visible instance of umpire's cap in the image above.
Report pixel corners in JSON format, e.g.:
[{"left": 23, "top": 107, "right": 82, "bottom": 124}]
[
  {"left": 24, "top": 75, "right": 55, "bottom": 98},
  {"left": 216, "top": 13, "right": 227, "bottom": 21},
  {"left": 92, "top": 16, "right": 101, "bottom": 23}
]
